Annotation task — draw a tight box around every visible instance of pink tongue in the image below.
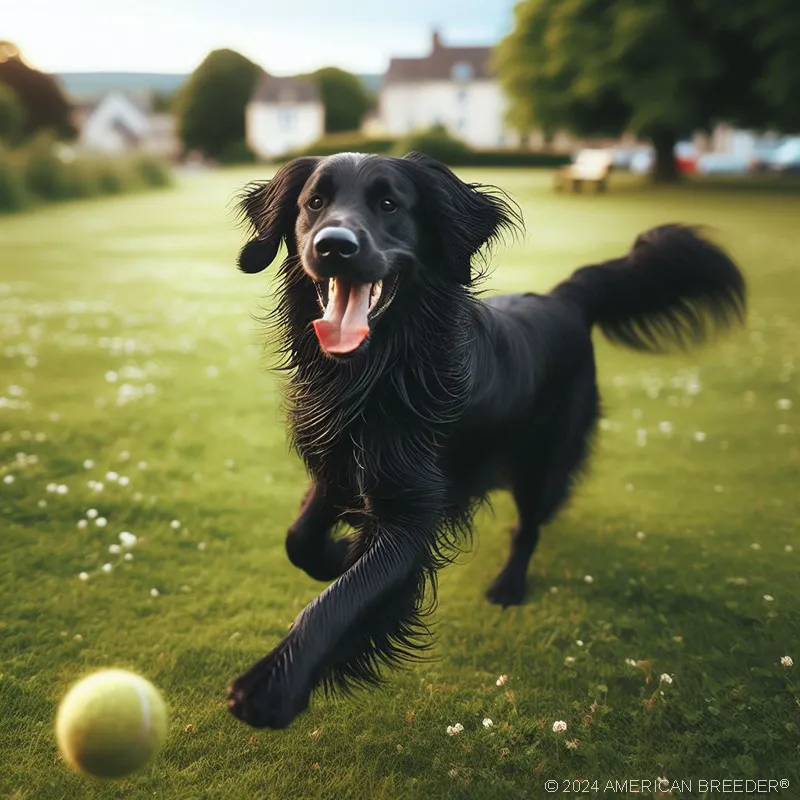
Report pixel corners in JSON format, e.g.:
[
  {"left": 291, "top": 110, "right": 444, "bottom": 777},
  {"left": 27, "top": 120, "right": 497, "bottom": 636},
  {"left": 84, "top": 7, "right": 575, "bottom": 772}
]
[{"left": 312, "top": 281, "right": 371, "bottom": 354}]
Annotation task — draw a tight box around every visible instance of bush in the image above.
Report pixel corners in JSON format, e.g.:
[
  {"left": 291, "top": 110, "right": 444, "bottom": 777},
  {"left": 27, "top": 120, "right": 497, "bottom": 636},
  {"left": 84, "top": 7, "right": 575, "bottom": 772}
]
[
  {"left": 0, "top": 150, "right": 29, "bottom": 212},
  {"left": 392, "top": 125, "right": 472, "bottom": 164},
  {"left": 216, "top": 139, "right": 256, "bottom": 165},
  {"left": 285, "top": 132, "right": 397, "bottom": 159},
  {"left": 0, "top": 134, "right": 173, "bottom": 214},
  {"left": 0, "top": 84, "right": 26, "bottom": 146},
  {"left": 134, "top": 155, "right": 172, "bottom": 187}
]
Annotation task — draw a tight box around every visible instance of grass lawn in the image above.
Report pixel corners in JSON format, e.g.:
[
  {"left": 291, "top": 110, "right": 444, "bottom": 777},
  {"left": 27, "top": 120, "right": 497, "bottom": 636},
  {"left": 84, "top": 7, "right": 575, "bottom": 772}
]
[{"left": 1, "top": 167, "right": 798, "bottom": 799}]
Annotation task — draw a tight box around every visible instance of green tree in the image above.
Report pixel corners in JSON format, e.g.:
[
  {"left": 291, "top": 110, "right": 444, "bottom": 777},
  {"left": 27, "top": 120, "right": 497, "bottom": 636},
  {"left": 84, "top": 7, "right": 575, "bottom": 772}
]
[
  {"left": 0, "top": 83, "right": 26, "bottom": 146},
  {"left": 175, "top": 49, "right": 261, "bottom": 159},
  {"left": 494, "top": 0, "right": 800, "bottom": 182},
  {"left": 307, "top": 67, "right": 375, "bottom": 134},
  {"left": 0, "top": 42, "right": 75, "bottom": 140}
]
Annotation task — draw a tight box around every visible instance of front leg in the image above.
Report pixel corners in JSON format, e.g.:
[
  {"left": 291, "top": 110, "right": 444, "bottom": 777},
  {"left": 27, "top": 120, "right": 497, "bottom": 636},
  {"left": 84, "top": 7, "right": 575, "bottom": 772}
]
[
  {"left": 228, "top": 499, "right": 438, "bottom": 729},
  {"left": 285, "top": 482, "right": 360, "bottom": 581}
]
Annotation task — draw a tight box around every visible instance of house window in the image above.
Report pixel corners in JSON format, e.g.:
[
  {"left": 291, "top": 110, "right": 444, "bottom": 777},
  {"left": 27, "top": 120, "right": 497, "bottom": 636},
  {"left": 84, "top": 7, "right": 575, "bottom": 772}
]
[
  {"left": 278, "top": 109, "right": 297, "bottom": 132},
  {"left": 451, "top": 62, "right": 474, "bottom": 83}
]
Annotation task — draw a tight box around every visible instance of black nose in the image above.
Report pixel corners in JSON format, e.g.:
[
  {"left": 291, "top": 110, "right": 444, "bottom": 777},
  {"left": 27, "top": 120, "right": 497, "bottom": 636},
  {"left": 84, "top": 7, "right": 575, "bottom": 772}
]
[{"left": 313, "top": 227, "right": 359, "bottom": 259}]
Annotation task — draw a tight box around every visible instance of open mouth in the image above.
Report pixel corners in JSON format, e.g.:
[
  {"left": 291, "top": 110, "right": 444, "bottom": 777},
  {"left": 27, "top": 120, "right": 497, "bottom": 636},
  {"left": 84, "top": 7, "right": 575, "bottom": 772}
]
[{"left": 312, "top": 276, "right": 398, "bottom": 355}]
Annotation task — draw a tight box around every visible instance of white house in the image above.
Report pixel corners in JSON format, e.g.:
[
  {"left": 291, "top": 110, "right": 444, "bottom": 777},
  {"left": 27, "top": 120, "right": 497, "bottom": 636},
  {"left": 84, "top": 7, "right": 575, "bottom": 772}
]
[
  {"left": 76, "top": 91, "right": 179, "bottom": 159},
  {"left": 246, "top": 74, "right": 325, "bottom": 160},
  {"left": 378, "top": 31, "right": 519, "bottom": 149}
]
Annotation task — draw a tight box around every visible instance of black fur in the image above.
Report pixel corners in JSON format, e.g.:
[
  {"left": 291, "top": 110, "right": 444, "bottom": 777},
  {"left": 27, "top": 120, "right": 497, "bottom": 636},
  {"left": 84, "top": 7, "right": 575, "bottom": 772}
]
[{"left": 227, "top": 152, "right": 746, "bottom": 729}]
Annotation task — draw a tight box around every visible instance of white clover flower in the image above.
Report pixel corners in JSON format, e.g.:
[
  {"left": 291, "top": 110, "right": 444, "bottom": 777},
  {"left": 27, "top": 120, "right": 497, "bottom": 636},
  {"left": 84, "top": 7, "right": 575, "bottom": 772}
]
[
  {"left": 109, "top": 544, "right": 122, "bottom": 555},
  {"left": 658, "top": 421, "right": 673, "bottom": 435},
  {"left": 446, "top": 723, "right": 463, "bottom": 735},
  {"left": 659, "top": 673, "right": 673, "bottom": 685},
  {"left": 106, "top": 471, "right": 119, "bottom": 482},
  {"left": 482, "top": 718, "right": 494, "bottom": 729},
  {"left": 118, "top": 476, "right": 130, "bottom": 486},
  {"left": 86, "top": 508, "right": 98, "bottom": 519},
  {"left": 584, "top": 575, "right": 594, "bottom": 584},
  {"left": 777, "top": 398, "right": 792, "bottom": 410},
  {"left": 119, "top": 450, "right": 130, "bottom": 461},
  {"left": 119, "top": 531, "right": 137, "bottom": 548},
  {"left": 38, "top": 499, "right": 47, "bottom": 508},
  {"left": 564, "top": 656, "right": 576, "bottom": 666},
  {"left": 3, "top": 475, "right": 14, "bottom": 484},
  {"left": 636, "top": 428, "right": 647, "bottom": 447},
  {"left": 780, "top": 656, "right": 793, "bottom": 667},
  {"left": 565, "top": 738, "right": 579, "bottom": 750},
  {"left": 197, "top": 542, "right": 206, "bottom": 551},
  {"left": 625, "top": 658, "right": 638, "bottom": 667},
  {"left": 77, "top": 519, "right": 88, "bottom": 529},
  {"left": 46, "top": 482, "right": 57, "bottom": 493},
  {"left": 150, "top": 588, "right": 160, "bottom": 598},
  {"left": 105, "top": 370, "right": 118, "bottom": 383},
  {"left": 170, "top": 519, "right": 181, "bottom": 530},
  {"left": 576, "top": 640, "right": 584, "bottom": 647},
  {"left": 56, "top": 484, "right": 68, "bottom": 494},
  {"left": 785, "top": 545, "right": 793, "bottom": 553},
  {"left": 124, "top": 553, "right": 133, "bottom": 562},
  {"left": 636, "top": 531, "right": 646, "bottom": 541},
  {"left": 552, "top": 720, "right": 567, "bottom": 733},
  {"left": 694, "top": 431, "right": 707, "bottom": 442},
  {"left": 101, "top": 563, "right": 113, "bottom": 573},
  {"left": 95, "top": 517, "right": 107, "bottom": 527},
  {"left": 751, "top": 543, "right": 762, "bottom": 551},
  {"left": 83, "top": 459, "right": 95, "bottom": 469},
  {"left": 137, "top": 461, "right": 148, "bottom": 470},
  {"left": 496, "top": 674, "right": 508, "bottom": 687},
  {"left": 78, "top": 572, "right": 89, "bottom": 581},
  {"left": 764, "top": 594, "right": 774, "bottom": 602}
]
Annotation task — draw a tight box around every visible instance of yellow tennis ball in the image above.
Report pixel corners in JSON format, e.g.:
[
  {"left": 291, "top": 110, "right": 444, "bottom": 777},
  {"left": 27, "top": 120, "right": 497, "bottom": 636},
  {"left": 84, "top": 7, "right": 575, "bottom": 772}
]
[{"left": 56, "top": 669, "right": 168, "bottom": 779}]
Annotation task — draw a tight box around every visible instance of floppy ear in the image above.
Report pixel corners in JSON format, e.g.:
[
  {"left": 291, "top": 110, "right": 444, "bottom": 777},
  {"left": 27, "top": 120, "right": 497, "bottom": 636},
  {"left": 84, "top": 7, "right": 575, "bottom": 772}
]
[
  {"left": 237, "top": 157, "right": 320, "bottom": 274},
  {"left": 402, "top": 151, "right": 523, "bottom": 284}
]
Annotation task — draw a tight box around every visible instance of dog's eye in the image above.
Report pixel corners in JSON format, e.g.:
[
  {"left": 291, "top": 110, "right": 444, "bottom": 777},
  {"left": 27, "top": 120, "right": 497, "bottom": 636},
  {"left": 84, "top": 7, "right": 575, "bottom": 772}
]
[
  {"left": 307, "top": 195, "right": 325, "bottom": 211},
  {"left": 380, "top": 198, "right": 397, "bottom": 213}
]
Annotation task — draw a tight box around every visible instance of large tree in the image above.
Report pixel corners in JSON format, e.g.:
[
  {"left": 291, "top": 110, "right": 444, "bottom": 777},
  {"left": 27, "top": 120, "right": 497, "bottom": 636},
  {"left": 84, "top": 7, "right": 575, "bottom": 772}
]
[
  {"left": 0, "top": 42, "right": 75, "bottom": 140},
  {"left": 175, "top": 49, "right": 262, "bottom": 159},
  {"left": 0, "top": 83, "right": 26, "bottom": 146},
  {"left": 494, "top": 0, "right": 800, "bottom": 182},
  {"left": 307, "top": 67, "right": 375, "bottom": 134}
]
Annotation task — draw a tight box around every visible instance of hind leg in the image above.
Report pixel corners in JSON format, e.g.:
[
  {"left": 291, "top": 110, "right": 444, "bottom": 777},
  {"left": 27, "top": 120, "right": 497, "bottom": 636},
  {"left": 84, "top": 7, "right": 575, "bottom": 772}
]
[
  {"left": 485, "top": 483, "right": 547, "bottom": 607},
  {"left": 487, "top": 375, "right": 599, "bottom": 607}
]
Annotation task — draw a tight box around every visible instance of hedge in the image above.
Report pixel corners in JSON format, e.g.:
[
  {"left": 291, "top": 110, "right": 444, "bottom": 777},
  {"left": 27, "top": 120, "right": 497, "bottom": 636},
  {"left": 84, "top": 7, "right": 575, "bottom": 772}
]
[
  {"left": 0, "top": 133, "right": 173, "bottom": 214},
  {"left": 276, "top": 127, "right": 571, "bottom": 168}
]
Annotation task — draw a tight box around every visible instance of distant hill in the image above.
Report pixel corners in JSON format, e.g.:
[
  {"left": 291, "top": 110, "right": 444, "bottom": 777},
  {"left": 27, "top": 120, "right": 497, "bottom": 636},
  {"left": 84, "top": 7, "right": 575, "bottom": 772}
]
[
  {"left": 57, "top": 71, "right": 383, "bottom": 101},
  {"left": 56, "top": 72, "right": 188, "bottom": 100}
]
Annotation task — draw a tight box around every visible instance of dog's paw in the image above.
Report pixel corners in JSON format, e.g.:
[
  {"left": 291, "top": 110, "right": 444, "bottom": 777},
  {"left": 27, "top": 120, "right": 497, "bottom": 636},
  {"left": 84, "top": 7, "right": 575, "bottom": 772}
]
[
  {"left": 227, "top": 647, "right": 311, "bottom": 729},
  {"left": 486, "top": 572, "right": 526, "bottom": 607}
]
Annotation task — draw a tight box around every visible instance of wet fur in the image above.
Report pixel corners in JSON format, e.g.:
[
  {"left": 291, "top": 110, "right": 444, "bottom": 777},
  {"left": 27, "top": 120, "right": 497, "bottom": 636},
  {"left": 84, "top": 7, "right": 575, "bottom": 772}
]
[{"left": 227, "top": 152, "right": 746, "bottom": 729}]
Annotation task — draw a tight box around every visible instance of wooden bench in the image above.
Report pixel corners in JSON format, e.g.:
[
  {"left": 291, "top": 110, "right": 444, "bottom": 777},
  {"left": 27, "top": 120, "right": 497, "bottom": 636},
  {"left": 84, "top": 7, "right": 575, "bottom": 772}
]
[{"left": 555, "top": 149, "right": 614, "bottom": 193}]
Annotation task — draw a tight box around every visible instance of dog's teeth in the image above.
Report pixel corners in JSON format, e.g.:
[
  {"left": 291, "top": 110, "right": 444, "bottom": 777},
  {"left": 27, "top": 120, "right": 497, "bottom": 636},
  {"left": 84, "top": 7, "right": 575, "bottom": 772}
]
[{"left": 369, "top": 280, "right": 383, "bottom": 310}]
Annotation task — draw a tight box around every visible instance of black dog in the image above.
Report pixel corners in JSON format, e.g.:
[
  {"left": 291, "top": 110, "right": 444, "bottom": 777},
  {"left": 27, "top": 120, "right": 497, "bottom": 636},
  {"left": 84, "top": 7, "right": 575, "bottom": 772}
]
[{"left": 227, "top": 152, "right": 746, "bottom": 729}]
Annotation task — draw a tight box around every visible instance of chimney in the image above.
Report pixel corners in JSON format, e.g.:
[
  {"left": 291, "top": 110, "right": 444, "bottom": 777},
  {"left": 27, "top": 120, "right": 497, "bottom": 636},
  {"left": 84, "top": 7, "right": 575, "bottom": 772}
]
[{"left": 432, "top": 29, "right": 442, "bottom": 52}]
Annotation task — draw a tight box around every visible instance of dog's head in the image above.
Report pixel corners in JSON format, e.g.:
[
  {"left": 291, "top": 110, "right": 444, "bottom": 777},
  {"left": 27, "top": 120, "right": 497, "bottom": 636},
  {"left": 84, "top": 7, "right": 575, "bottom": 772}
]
[{"left": 238, "top": 152, "right": 521, "bottom": 357}]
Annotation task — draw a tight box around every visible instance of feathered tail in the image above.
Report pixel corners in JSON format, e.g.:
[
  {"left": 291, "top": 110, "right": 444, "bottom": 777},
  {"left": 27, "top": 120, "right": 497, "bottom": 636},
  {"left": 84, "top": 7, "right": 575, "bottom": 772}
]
[{"left": 552, "top": 224, "right": 746, "bottom": 351}]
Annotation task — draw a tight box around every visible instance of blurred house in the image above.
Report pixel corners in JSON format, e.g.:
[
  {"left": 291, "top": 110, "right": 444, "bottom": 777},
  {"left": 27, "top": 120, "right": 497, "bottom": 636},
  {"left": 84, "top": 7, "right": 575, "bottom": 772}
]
[
  {"left": 377, "top": 30, "right": 519, "bottom": 149},
  {"left": 74, "top": 91, "right": 180, "bottom": 160},
  {"left": 246, "top": 74, "right": 324, "bottom": 159}
]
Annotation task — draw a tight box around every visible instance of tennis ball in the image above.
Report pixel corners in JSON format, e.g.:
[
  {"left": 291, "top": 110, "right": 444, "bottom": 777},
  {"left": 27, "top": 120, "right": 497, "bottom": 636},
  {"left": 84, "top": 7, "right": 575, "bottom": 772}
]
[{"left": 56, "top": 669, "right": 168, "bottom": 779}]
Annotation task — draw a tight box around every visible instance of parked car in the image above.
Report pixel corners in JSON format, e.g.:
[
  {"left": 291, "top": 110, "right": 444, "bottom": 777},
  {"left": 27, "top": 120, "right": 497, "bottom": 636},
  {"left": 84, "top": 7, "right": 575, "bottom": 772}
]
[
  {"left": 768, "top": 138, "right": 800, "bottom": 175},
  {"left": 695, "top": 153, "right": 753, "bottom": 175}
]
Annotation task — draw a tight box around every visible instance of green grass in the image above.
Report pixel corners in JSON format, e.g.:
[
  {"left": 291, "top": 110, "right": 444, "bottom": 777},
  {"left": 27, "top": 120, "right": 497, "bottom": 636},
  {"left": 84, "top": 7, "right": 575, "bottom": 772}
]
[{"left": 1, "top": 168, "right": 798, "bottom": 800}]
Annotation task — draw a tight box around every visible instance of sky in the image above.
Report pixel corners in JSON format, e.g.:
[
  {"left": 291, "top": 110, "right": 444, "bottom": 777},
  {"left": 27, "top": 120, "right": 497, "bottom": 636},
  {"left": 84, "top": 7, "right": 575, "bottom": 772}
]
[{"left": 5, "top": 0, "right": 517, "bottom": 75}]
